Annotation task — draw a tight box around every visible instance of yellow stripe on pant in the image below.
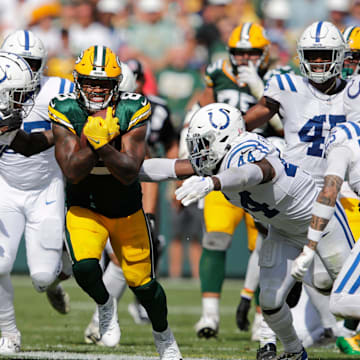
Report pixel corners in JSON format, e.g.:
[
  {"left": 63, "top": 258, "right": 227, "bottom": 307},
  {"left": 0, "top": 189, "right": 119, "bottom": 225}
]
[
  {"left": 66, "top": 206, "right": 153, "bottom": 287},
  {"left": 204, "top": 191, "right": 258, "bottom": 251}
]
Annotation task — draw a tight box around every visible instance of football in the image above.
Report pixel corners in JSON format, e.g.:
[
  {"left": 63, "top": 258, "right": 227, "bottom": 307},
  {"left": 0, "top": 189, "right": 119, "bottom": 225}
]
[{"left": 80, "top": 108, "right": 109, "bottom": 148}]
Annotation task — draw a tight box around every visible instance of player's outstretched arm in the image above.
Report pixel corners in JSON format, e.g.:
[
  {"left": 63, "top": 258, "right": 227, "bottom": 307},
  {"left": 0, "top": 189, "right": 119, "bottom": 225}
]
[
  {"left": 244, "top": 96, "right": 278, "bottom": 131},
  {"left": 9, "top": 129, "right": 54, "bottom": 156},
  {"left": 98, "top": 125, "right": 147, "bottom": 185},
  {"left": 53, "top": 123, "right": 98, "bottom": 183}
]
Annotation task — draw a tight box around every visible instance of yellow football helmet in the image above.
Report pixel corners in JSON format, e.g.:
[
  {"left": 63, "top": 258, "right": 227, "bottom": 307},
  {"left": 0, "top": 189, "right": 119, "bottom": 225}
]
[
  {"left": 73, "top": 45, "right": 123, "bottom": 111},
  {"left": 342, "top": 26, "right": 360, "bottom": 79},
  {"left": 227, "top": 22, "right": 270, "bottom": 75}
]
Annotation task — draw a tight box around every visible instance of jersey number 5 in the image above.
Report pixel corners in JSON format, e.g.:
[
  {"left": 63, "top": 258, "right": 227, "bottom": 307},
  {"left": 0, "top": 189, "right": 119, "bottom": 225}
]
[{"left": 298, "top": 114, "right": 346, "bottom": 157}]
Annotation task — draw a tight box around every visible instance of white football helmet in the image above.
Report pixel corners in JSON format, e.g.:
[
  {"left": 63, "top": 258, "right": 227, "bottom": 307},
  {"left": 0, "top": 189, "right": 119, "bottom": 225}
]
[
  {"left": 0, "top": 52, "right": 36, "bottom": 116},
  {"left": 297, "top": 21, "right": 345, "bottom": 83},
  {"left": 1, "top": 30, "right": 47, "bottom": 87},
  {"left": 186, "top": 103, "right": 245, "bottom": 176}
]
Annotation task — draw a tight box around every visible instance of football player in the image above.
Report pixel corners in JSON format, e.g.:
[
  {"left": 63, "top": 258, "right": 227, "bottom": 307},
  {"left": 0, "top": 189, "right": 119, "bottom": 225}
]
[
  {"left": 139, "top": 102, "right": 352, "bottom": 360},
  {"left": 192, "top": 22, "right": 291, "bottom": 340},
  {"left": 49, "top": 45, "right": 182, "bottom": 359},
  {"left": 243, "top": 21, "right": 351, "bottom": 358},
  {"left": 84, "top": 58, "right": 180, "bottom": 343},
  {"left": 0, "top": 30, "right": 74, "bottom": 355}
]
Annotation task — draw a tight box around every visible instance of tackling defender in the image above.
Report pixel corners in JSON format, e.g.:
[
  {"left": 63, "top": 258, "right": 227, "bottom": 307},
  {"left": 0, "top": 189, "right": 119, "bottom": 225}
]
[{"left": 139, "top": 102, "right": 352, "bottom": 360}]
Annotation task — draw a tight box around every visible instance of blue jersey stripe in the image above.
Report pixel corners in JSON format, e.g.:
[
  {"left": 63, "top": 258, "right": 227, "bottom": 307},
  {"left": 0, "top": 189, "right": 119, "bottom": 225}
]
[
  {"left": 348, "top": 121, "right": 360, "bottom": 136},
  {"left": 335, "top": 202, "right": 355, "bottom": 247},
  {"left": 59, "top": 78, "right": 66, "bottom": 94},
  {"left": 226, "top": 141, "right": 270, "bottom": 169},
  {"left": 69, "top": 82, "right": 74, "bottom": 93},
  {"left": 349, "top": 275, "right": 360, "bottom": 294},
  {"left": 284, "top": 73, "right": 296, "bottom": 92},
  {"left": 334, "top": 251, "right": 360, "bottom": 293},
  {"left": 315, "top": 22, "right": 323, "bottom": 42},
  {"left": 24, "top": 30, "right": 30, "bottom": 50},
  {"left": 275, "top": 74, "right": 284, "bottom": 90},
  {"left": 338, "top": 124, "right": 352, "bottom": 139},
  {"left": 334, "top": 210, "right": 354, "bottom": 250}
]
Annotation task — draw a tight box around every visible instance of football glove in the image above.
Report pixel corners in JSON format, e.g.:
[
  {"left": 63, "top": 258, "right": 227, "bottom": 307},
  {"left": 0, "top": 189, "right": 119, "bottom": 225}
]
[
  {"left": 0, "top": 109, "right": 23, "bottom": 145},
  {"left": 175, "top": 176, "right": 214, "bottom": 206},
  {"left": 291, "top": 245, "right": 315, "bottom": 281},
  {"left": 83, "top": 107, "right": 120, "bottom": 150},
  {"left": 237, "top": 61, "right": 264, "bottom": 100}
]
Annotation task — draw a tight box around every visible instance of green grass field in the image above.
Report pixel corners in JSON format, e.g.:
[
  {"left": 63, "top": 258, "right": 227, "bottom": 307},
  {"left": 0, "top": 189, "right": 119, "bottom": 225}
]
[{"left": 4, "top": 276, "right": 357, "bottom": 359}]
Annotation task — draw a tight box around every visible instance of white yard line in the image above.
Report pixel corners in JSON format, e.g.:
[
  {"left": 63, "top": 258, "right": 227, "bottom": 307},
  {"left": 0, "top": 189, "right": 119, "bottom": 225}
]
[{"left": 5, "top": 351, "right": 245, "bottom": 360}]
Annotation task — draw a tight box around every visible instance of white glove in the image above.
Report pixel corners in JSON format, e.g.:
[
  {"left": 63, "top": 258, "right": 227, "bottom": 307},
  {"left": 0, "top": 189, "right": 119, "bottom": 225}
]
[
  {"left": 291, "top": 246, "right": 316, "bottom": 281},
  {"left": 175, "top": 175, "right": 215, "bottom": 206},
  {"left": 237, "top": 61, "right": 264, "bottom": 100}
]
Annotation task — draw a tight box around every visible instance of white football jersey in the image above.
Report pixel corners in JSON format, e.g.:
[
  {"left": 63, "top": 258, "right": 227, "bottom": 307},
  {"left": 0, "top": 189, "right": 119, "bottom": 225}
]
[
  {"left": 325, "top": 121, "right": 360, "bottom": 196},
  {"left": 0, "top": 76, "right": 74, "bottom": 190},
  {"left": 219, "top": 132, "right": 317, "bottom": 243},
  {"left": 219, "top": 133, "right": 318, "bottom": 241},
  {"left": 264, "top": 73, "right": 347, "bottom": 187}
]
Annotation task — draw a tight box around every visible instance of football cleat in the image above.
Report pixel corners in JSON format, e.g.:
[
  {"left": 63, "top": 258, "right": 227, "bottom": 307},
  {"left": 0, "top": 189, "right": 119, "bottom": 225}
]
[
  {"left": 153, "top": 327, "right": 182, "bottom": 360},
  {"left": 98, "top": 296, "right": 120, "bottom": 347},
  {"left": 84, "top": 315, "right": 100, "bottom": 345},
  {"left": 276, "top": 347, "right": 308, "bottom": 360},
  {"left": 336, "top": 333, "right": 360, "bottom": 354},
  {"left": 194, "top": 316, "right": 219, "bottom": 339},
  {"left": 0, "top": 331, "right": 21, "bottom": 354},
  {"left": 236, "top": 297, "right": 251, "bottom": 331},
  {"left": 128, "top": 301, "right": 150, "bottom": 324},
  {"left": 256, "top": 343, "right": 277, "bottom": 360},
  {"left": 46, "top": 284, "right": 70, "bottom": 314}
]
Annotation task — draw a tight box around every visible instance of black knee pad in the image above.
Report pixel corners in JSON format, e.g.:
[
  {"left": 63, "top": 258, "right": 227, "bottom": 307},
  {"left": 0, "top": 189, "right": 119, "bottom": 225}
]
[
  {"left": 73, "top": 259, "right": 101, "bottom": 289},
  {"left": 286, "top": 281, "right": 302, "bottom": 308}
]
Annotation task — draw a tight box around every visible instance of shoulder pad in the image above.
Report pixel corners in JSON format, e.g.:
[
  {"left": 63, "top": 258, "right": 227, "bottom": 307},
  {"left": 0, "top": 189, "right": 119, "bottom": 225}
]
[{"left": 222, "top": 133, "right": 274, "bottom": 170}]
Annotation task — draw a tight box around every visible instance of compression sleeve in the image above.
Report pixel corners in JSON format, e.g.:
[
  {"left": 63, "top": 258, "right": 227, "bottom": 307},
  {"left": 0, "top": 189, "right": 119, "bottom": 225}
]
[
  {"left": 139, "top": 158, "right": 177, "bottom": 182},
  {"left": 215, "top": 163, "right": 263, "bottom": 191}
]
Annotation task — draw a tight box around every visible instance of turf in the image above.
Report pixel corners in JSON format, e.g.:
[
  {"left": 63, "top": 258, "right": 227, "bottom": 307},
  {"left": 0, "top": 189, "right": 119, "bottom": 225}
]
[{"left": 5, "top": 276, "right": 355, "bottom": 359}]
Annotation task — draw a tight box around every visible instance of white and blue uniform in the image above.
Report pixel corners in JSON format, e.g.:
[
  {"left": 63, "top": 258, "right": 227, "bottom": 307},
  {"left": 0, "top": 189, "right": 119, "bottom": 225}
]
[
  {"left": 264, "top": 73, "right": 347, "bottom": 188},
  {"left": 324, "top": 120, "right": 360, "bottom": 319},
  {"left": 0, "top": 76, "right": 74, "bottom": 289},
  {"left": 219, "top": 132, "right": 352, "bottom": 308}
]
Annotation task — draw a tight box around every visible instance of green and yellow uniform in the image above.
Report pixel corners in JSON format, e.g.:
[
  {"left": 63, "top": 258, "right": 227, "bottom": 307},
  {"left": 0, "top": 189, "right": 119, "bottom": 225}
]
[{"left": 49, "top": 92, "right": 153, "bottom": 288}]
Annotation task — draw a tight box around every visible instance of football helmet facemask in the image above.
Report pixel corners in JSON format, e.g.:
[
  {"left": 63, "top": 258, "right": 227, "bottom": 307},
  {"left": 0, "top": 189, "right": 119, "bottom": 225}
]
[
  {"left": 73, "top": 45, "right": 123, "bottom": 112},
  {"left": 342, "top": 26, "right": 360, "bottom": 79},
  {"left": 186, "top": 103, "right": 245, "bottom": 176},
  {"left": 1, "top": 30, "right": 47, "bottom": 88},
  {"left": 0, "top": 52, "right": 36, "bottom": 117},
  {"left": 297, "top": 21, "right": 346, "bottom": 84},
  {"left": 227, "top": 23, "right": 270, "bottom": 75}
]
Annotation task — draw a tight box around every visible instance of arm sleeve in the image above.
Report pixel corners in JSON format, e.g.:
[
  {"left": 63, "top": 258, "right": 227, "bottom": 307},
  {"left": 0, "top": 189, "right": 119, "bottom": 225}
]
[
  {"left": 215, "top": 163, "right": 263, "bottom": 191},
  {"left": 325, "top": 146, "right": 351, "bottom": 180},
  {"left": 139, "top": 158, "right": 177, "bottom": 182}
]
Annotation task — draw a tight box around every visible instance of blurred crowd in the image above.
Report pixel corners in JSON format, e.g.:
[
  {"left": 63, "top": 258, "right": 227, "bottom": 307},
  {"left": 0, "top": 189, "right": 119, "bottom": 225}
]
[{"left": 1, "top": 0, "right": 360, "bottom": 130}]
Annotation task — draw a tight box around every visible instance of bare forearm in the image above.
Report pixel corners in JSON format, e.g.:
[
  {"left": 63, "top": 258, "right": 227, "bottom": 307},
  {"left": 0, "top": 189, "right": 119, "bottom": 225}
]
[
  {"left": 97, "top": 144, "right": 139, "bottom": 185},
  {"left": 60, "top": 147, "right": 98, "bottom": 183}
]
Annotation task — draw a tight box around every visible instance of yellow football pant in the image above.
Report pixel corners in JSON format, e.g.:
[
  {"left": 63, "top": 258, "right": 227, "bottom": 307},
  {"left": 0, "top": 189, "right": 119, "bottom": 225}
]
[
  {"left": 66, "top": 206, "right": 153, "bottom": 287},
  {"left": 340, "top": 197, "right": 360, "bottom": 242},
  {"left": 204, "top": 191, "right": 258, "bottom": 251}
]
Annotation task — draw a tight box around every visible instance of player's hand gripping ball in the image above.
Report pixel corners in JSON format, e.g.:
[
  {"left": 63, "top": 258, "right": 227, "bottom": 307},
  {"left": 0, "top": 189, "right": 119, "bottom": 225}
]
[{"left": 82, "top": 107, "right": 120, "bottom": 149}]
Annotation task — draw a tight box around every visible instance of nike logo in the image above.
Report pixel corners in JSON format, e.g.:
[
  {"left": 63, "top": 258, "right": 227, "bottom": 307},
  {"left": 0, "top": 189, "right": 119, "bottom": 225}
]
[
  {"left": 87, "top": 136, "right": 100, "bottom": 144},
  {"left": 141, "top": 98, "right": 147, "bottom": 106},
  {"left": 321, "top": 231, "right": 330, "bottom": 238},
  {"left": 45, "top": 200, "right": 56, "bottom": 205}
]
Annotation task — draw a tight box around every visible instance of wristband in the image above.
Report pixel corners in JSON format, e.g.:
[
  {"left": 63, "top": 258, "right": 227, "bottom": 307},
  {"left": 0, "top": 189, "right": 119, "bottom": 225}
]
[
  {"left": 312, "top": 201, "right": 335, "bottom": 220},
  {"left": 307, "top": 227, "right": 323, "bottom": 243}
]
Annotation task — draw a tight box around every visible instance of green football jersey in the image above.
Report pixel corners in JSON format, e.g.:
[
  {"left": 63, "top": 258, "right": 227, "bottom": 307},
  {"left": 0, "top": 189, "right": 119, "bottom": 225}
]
[
  {"left": 48, "top": 92, "right": 151, "bottom": 218},
  {"left": 204, "top": 59, "right": 258, "bottom": 114}
]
